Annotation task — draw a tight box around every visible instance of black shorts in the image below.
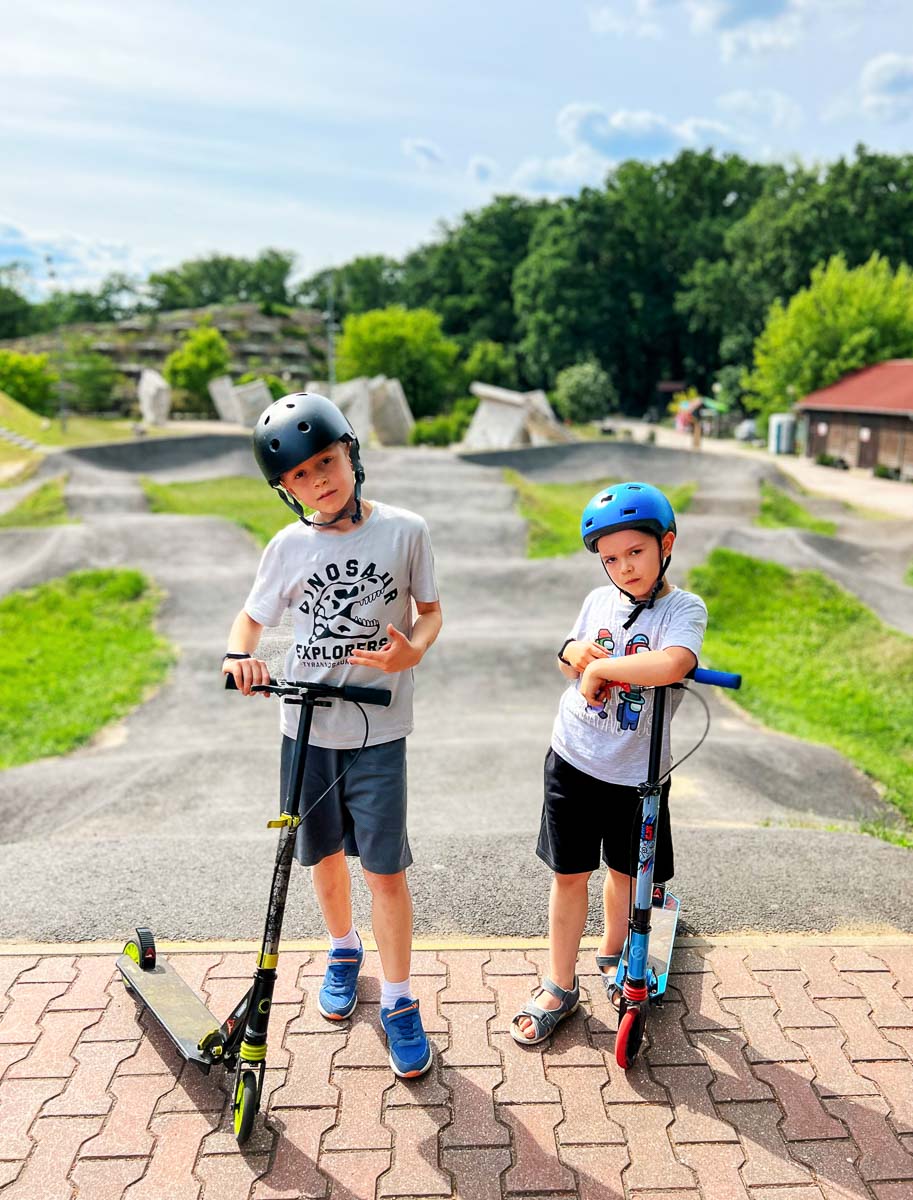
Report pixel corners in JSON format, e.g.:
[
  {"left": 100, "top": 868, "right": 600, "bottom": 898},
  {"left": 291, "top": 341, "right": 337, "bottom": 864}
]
[{"left": 536, "top": 748, "right": 674, "bottom": 881}]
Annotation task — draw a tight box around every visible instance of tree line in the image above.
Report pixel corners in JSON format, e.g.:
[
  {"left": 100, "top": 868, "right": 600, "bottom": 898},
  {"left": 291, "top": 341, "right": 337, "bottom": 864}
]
[{"left": 3, "top": 144, "right": 913, "bottom": 426}]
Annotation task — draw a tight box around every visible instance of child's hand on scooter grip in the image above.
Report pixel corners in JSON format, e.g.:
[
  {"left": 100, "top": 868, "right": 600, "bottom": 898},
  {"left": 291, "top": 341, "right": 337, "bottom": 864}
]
[
  {"left": 222, "top": 655, "right": 271, "bottom": 696},
  {"left": 563, "top": 639, "right": 611, "bottom": 671}
]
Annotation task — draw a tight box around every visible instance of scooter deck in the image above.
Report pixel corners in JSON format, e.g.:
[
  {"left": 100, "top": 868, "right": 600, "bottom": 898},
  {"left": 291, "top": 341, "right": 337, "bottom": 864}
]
[
  {"left": 116, "top": 953, "right": 220, "bottom": 1070},
  {"left": 647, "top": 891, "right": 681, "bottom": 997},
  {"left": 617, "top": 891, "right": 682, "bottom": 1000}
]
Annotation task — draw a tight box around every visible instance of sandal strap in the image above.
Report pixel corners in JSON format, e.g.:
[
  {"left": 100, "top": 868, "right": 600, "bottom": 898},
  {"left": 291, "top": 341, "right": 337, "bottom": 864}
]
[
  {"left": 539, "top": 976, "right": 579, "bottom": 1004},
  {"left": 513, "top": 999, "right": 564, "bottom": 1038}
]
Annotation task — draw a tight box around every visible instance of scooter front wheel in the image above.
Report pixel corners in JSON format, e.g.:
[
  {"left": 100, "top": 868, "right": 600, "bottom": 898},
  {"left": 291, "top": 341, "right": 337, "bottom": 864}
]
[
  {"left": 615, "top": 1005, "right": 646, "bottom": 1070},
  {"left": 233, "top": 1070, "right": 258, "bottom": 1144}
]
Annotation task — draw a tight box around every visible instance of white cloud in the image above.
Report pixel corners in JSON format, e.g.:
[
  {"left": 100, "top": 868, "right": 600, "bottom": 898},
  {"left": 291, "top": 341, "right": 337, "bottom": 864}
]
[
  {"left": 0, "top": 218, "right": 163, "bottom": 295},
  {"left": 860, "top": 53, "right": 913, "bottom": 121},
  {"left": 401, "top": 138, "right": 445, "bottom": 170},
  {"left": 467, "top": 156, "right": 497, "bottom": 184},
  {"left": 717, "top": 87, "right": 803, "bottom": 130},
  {"left": 511, "top": 103, "right": 736, "bottom": 194},
  {"left": 587, "top": 5, "right": 661, "bottom": 38}
]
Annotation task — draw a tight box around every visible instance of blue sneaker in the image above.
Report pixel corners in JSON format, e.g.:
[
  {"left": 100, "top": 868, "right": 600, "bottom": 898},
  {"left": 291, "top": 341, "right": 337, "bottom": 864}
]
[
  {"left": 317, "top": 942, "right": 364, "bottom": 1020},
  {"left": 380, "top": 998, "right": 433, "bottom": 1078}
]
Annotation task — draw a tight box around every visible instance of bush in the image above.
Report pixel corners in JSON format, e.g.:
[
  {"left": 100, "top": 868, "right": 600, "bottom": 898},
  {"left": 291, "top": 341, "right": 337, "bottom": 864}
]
[
  {"left": 59, "top": 340, "right": 121, "bottom": 413},
  {"left": 463, "top": 340, "right": 519, "bottom": 390},
  {"left": 553, "top": 358, "right": 618, "bottom": 423},
  {"left": 873, "top": 463, "right": 901, "bottom": 480},
  {"left": 163, "top": 322, "right": 230, "bottom": 413},
  {"left": 238, "top": 371, "right": 288, "bottom": 401},
  {"left": 337, "top": 306, "right": 461, "bottom": 419},
  {"left": 0, "top": 350, "right": 57, "bottom": 416},
  {"left": 410, "top": 396, "right": 478, "bottom": 446}
]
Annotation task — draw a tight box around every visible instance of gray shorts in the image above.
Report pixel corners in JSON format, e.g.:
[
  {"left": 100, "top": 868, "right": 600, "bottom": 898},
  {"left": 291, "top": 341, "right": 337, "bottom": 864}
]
[{"left": 279, "top": 736, "right": 411, "bottom": 875}]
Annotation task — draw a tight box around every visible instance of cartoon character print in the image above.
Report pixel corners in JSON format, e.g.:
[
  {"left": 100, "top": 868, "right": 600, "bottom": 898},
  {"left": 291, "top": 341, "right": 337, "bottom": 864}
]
[
  {"left": 585, "top": 628, "right": 615, "bottom": 720},
  {"left": 616, "top": 633, "right": 650, "bottom": 731},
  {"left": 308, "top": 574, "right": 384, "bottom": 646}
]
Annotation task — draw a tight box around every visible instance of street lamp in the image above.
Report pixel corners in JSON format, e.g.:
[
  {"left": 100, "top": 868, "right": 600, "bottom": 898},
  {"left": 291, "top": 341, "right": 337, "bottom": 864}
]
[
  {"left": 43, "top": 254, "right": 70, "bottom": 433},
  {"left": 321, "top": 271, "right": 340, "bottom": 400}
]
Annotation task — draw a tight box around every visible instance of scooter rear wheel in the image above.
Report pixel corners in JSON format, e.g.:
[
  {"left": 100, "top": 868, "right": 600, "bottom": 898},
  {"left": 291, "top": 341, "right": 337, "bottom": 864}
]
[
  {"left": 615, "top": 1005, "right": 646, "bottom": 1070},
  {"left": 233, "top": 1070, "right": 258, "bottom": 1144}
]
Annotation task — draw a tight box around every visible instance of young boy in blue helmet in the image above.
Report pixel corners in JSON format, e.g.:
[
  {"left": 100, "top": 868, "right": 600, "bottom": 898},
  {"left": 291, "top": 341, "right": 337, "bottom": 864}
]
[
  {"left": 512, "top": 482, "right": 707, "bottom": 1043},
  {"left": 222, "top": 393, "right": 442, "bottom": 1078}
]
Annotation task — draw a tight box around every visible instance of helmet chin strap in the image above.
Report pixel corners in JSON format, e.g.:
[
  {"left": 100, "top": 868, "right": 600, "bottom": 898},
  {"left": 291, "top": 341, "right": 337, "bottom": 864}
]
[{"left": 272, "top": 456, "right": 364, "bottom": 528}]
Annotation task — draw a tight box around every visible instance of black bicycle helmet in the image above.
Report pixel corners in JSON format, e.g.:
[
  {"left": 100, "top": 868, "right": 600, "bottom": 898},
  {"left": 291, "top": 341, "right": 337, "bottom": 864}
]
[{"left": 252, "top": 392, "right": 365, "bottom": 525}]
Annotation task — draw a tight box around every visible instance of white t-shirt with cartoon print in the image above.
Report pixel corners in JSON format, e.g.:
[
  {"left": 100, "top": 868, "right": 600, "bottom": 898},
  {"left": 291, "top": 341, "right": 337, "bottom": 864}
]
[
  {"left": 551, "top": 584, "right": 708, "bottom": 786},
  {"left": 244, "top": 501, "right": 438, "bottom": 748}
]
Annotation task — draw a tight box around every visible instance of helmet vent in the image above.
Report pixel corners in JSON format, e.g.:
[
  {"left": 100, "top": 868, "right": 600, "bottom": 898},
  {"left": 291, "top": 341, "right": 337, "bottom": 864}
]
[
  {"left": 602, "top": 492, "right": 615, "bottom": 503},
  {"left": 622, "top": 507, "right": 637, "bottom": 515},
  {"left": 298, "top": 421, "right": 311, "bottom": 433},
  {"left": 270, "top": 438, "right": 281, "bottom": 451},
  {"left": 263, "top": 415, "right": 270, "bottom": 425},
  {"left": 286, "top": 402, "right": 295, "bottom": 408}
]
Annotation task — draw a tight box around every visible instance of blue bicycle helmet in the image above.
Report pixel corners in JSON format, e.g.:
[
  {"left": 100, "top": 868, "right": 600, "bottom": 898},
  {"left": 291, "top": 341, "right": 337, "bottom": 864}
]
[
  {"left": 581, "top": 482, "right": 676, "bottom": 552},
  {"left": 580, "top": 482, "right": 677, "bottom": 628}
]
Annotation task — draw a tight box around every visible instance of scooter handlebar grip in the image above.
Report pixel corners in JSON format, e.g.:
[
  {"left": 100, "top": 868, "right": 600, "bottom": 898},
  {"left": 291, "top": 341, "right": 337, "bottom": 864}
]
[
  {"left": 691, "top": 667, "right": 742, "bottom": 690},
  {"left": 341, "top": 684, "right": 393, "bottom": 707},
  {"left": 223, "top": 674, "right": 278, "bottom": 691}
]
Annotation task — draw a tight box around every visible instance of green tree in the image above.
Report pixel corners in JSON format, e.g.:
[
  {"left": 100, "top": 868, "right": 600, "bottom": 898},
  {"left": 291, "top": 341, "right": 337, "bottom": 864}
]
[
  {"left": 553, "top": 358, "right": 618, "bottom": 423},
  {"left": 744, "top": 253, "right": 913, "bottom": 424},
  {"left": 31, "top": 272, "right": 144, "bottom": 331},
  {"left": 163, "top": 323, "right": 231, "bottom": 410},
  {"left": 298, "top": 256, "right": 403, "bottom": 319},
  {"left": 401, "top": 195, "right": 552, "bottom": 351},
  {"left": 463, "top": 340, "right": 518, "bottom": 390},
  {"left": 336, "top": 306, "right": 461, "bottom": 418},
  {"left": 514, "top": 151, "right": 772, "bottom": 406},
  {"left": 0, "top": 266, "right": 34, "bottom": 338},
  {"left": 59, "top": 339, "right": 120, "bottom": 413},
  {"left": 0, "top": 350, "right": 57, "bottom": 415},
  {"left": 678, "top": 146, "right": 913, "bottom": 378},
  {"left": 148, "top": 249, "right": 295, "bottom": 310}
]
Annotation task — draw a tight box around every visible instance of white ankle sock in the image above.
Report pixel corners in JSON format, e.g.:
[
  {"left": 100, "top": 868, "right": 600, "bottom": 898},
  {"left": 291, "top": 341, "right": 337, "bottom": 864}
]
[
  {"left": 330, "top": 926, "right": 361, "bottom": 952},
  {"left": 381, "top": 977, "right": 412, "bottom": 1009}
]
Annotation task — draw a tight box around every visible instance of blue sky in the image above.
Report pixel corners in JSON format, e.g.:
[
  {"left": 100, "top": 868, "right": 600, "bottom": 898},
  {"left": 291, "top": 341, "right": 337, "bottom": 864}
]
[{"left": 2, "top": 0, "right": 911, "bottom": 295}]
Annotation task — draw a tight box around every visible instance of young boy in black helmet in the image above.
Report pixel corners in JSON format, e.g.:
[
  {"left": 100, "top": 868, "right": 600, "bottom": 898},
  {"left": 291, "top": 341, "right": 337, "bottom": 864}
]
[
  {"left": 223, "top": 392, "right": 442, "bottom": 1078},
  {"left": 512, "top": 481, "right": 706, "bottom": 1044}
]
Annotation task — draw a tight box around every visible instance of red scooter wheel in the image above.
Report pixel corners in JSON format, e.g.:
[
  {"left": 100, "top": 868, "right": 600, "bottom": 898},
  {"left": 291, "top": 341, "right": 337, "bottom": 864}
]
[{"left": 615, "top": 1005, "right": 646, "bottom": 1070}]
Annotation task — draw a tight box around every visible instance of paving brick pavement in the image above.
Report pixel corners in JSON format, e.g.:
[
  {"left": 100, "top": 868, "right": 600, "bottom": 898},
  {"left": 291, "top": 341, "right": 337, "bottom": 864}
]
[{"left": 1, "top": 939, "right": 913, "bottom": 1199}]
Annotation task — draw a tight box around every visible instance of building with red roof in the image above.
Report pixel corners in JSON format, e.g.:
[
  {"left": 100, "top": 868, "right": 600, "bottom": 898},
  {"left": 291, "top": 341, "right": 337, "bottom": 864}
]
[{"left": 796, "top": 360, "right": 913, "bottom": 477}]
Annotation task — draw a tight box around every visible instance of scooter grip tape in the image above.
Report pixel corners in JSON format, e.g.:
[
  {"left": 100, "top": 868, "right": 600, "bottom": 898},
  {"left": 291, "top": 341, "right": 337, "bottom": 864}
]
[{"left": 691, "top": 667, "right": 742, "bottom": 690}]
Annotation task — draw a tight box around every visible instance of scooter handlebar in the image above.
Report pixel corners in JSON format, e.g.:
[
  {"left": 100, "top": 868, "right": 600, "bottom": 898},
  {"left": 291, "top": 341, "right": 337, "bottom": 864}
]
[
  {"left": 689, "top": 666, "right": 742, "bottom": 690},
  {"left": 224, "top": 674, "right": 392, "bottom": 707}
]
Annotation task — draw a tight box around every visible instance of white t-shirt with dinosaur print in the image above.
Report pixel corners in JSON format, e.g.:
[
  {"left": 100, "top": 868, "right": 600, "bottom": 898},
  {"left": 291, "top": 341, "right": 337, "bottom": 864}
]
[
  {"left": 244, "top": 501, "right": 438, "bottom": 748},
  {"left": 551, "top": 584, "right": 708, "bottom": 786}
]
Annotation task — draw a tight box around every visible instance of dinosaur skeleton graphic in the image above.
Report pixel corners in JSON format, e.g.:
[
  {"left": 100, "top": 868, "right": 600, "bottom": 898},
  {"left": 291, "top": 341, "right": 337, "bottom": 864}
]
[{"left": 308, "top": 575, "right": 385, "bottom": 645}]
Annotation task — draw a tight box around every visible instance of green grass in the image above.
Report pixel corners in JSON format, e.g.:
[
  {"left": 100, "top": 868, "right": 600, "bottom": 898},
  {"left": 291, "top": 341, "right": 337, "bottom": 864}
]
[
  {"left": 0, "top": 569, "right": 174, "bottom": 768},
  {"left": 0, "top": 440, "right": 40, "bottom": 486},
  {"left": 757, "top": 480, "right": 837, "bottom": 536},
  {"left": 906, "top": 560, "right": 913, "bottom": 588},
  {"left": 0, "top": 389, "right": 170, "bottom": 448},
  {"left": 504, "top": 470, "right": 697, "bottom": 558},
  {"left": 0, "top": 475, "right": 71, "bottom": 528},
  {"left": 142, "top": 475, "right": 294, "bottom": 547},
  {"left": 690, "top": 548, "right": 913, "bottom": 830}
]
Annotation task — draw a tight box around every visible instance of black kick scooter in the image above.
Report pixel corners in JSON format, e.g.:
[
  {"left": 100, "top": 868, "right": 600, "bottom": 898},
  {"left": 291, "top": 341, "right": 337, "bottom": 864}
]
[{"left": 116, "top": 674, "right": 390, "bottom": 1143}]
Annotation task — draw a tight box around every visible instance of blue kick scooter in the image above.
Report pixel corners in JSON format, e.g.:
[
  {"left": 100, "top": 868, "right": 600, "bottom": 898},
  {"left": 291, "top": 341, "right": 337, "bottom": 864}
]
[{"left": 612, "top": 665, "right": 741, "bottom": 1069}]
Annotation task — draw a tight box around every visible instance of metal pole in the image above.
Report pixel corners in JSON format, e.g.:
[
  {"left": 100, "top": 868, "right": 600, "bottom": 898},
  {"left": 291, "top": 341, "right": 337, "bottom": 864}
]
[{"left": 326, "top": 272, "right": 336, "bottom": 400}]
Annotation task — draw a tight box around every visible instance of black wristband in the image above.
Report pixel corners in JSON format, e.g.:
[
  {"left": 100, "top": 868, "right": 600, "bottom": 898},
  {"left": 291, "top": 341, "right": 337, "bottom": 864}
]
[
  {"left": 557, "top": 638, "right": 575, "bottom": 666},
  {"left": 222, "top": 652, "right": 251, "bottom": 662}
]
